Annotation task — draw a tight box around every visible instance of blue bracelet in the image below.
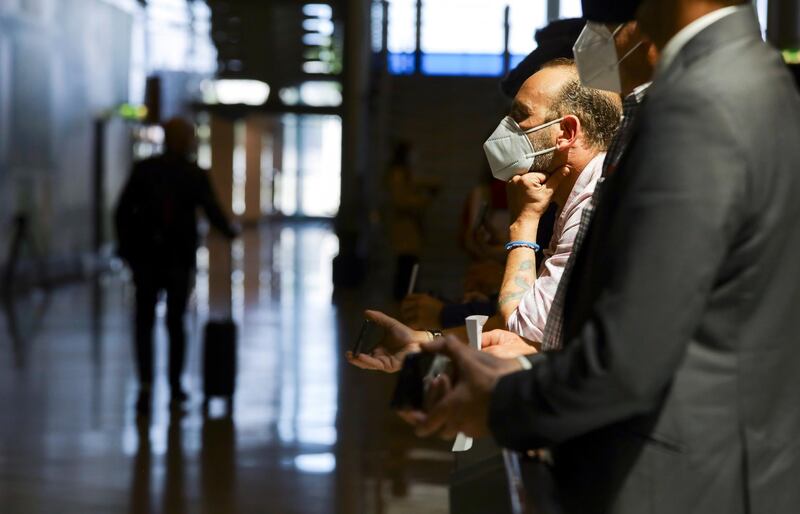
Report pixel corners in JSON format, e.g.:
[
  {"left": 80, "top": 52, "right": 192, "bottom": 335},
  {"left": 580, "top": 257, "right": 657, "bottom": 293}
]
[{"left": 505, "top": 240, "right": 541, "bottom": 252}]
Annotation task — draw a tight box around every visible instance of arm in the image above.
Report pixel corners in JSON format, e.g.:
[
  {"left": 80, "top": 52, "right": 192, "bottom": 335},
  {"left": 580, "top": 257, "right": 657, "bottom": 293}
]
[
  {"left": 497, "top": 222, "right": 539, "bottom": 322},
  {"left": 497, "top": 170, "right": 572, "bottom": 332},
  {"left": 346, "top": 311, "right": 506, "bottom": 373},
  {"left": 504, "top": 207, "right": 581, "bottom": 342},
  {"left": 197, "top": 169, "right": 236, "bottom": 238},
  {"left": 489, "top": 93, "right": 749, "bottom": 450},
  {"left": 114, "top": 165, "right": 141, "bottom": 262}
]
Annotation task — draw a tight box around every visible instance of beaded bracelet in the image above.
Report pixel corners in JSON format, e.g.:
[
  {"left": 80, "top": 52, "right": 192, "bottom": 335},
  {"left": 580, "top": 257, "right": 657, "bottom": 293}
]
[{"left": 505, "top": 240, "right": 541, "bottom": 252}]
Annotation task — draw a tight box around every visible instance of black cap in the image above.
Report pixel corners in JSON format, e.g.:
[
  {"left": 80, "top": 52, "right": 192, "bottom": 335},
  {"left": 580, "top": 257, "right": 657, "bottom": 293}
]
[
  {"left": 500, "top": 18, "right": 586, "bottom": 98},
  {"left": 581, "top": 0, "right": 641, "bottom": 23}
]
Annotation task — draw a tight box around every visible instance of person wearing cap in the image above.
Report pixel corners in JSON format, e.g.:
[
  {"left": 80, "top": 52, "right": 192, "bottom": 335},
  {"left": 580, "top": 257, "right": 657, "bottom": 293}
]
[{"left": 401, "top": 1, "right": 800, "bottom": 513}]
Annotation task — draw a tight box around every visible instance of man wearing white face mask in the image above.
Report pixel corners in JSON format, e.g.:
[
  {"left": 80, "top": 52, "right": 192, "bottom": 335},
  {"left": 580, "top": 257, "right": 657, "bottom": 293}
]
[
  {"left": 489, "top": 21, "right": 657, "bottom": 355},
  {"left": 486, "top": 59, "right": 622, "bottom": 345}
]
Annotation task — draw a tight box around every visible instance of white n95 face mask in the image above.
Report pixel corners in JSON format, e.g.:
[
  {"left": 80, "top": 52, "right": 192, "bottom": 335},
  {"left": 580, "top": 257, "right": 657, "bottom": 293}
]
[
  {"left": 573, "top": 22, "right": 643, "bottom": 93},
  {"left": 483, "top": 116, "right": 564, "bottom": 182}
]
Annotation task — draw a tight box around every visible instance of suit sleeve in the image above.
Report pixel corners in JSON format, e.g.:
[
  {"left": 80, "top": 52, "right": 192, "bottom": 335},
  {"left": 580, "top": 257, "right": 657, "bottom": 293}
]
[{"left": 489, "top": 90, "right": 750, "bottom": 450}]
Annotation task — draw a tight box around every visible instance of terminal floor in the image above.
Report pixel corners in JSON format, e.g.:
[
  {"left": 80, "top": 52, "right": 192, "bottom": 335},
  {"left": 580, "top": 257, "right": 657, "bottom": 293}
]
[{"left": 0, "top": 222, "right": 452, "bottom": 514}]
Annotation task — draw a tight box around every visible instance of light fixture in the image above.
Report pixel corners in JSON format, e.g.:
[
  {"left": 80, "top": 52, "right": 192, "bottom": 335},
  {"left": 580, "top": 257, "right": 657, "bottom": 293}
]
[{"left": 201, "top": 79, "right": 270, "bottom": 105}]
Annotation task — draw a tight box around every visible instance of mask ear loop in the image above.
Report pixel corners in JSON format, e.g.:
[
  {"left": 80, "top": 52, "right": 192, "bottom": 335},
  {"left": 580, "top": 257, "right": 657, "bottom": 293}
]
[
  {"left": 582, "top": 37, "right": 645, "bottom": 85},
  {"left": 521, "top": 116, "right": 564, "bottom": 135},
  {"left": 522, "top": 117, "right": 565, "bottom": 159}
]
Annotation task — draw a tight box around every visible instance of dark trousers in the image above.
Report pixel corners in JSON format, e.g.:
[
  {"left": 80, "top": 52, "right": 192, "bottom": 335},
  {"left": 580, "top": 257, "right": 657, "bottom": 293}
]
[{"left": 133, "top": 267, "right": 192, "bottom": 391}]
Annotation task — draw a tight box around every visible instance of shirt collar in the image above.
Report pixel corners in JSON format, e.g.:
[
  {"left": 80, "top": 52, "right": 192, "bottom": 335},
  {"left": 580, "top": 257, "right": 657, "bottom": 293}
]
[
  {"left": 656, "top": 5, "right": 747, "bottom": 77},
  {"left": 629, "top": 82, "right": 652, "bottom": 103}
]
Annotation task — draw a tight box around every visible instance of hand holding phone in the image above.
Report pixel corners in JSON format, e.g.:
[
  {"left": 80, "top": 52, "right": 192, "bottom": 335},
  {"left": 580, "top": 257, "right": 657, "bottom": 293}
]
[{"left": 389, "top": 351, "right": 450, "bottom": 411}]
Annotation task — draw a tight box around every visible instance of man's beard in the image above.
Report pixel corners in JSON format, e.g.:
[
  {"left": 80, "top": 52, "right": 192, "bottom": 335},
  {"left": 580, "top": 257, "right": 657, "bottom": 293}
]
[{"left": 529, "top": 129, "right": 557, "bottom": 174}]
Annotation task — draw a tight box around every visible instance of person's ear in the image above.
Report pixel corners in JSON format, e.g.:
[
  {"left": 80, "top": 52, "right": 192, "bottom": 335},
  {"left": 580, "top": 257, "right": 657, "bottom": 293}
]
[
  {"left": 556, "top": 115, "right": 580, "bottom": 151},
  {"left": 646, "top": 41, "right": 659, "bottom": 67}
]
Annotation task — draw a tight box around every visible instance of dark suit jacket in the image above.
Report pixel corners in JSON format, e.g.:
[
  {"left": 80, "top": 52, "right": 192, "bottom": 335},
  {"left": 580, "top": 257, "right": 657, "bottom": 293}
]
[
  {"left": 489, "top": 8, "right": 800, "bottom": 514},
  {"left": 115, "top": 154, "right": 235, "bottom": 271}
]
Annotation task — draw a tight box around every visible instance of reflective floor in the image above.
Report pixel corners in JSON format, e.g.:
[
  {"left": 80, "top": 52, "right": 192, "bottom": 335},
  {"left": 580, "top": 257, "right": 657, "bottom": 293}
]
[{"left": 0, "top": 222, "right": 451, "bottom": 514}]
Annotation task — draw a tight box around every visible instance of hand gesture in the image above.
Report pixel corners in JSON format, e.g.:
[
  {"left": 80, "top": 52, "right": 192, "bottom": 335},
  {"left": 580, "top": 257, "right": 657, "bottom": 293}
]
[
  {"left": 399, "top": 335, "right": 524, "bottom": 439},
  {"left": 507, "top": 167, "right": 571, "bottom": 225},
  {"left": 346, "top": 310, "right": 429, "bottom": 373},
  {"left": 480, "top": 329, "right": 539, "bottom": 359}
]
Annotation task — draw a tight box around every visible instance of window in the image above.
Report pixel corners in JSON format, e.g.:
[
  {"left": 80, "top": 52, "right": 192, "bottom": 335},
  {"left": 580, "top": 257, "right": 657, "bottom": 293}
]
[
  {"left": 560, "top": 0, "right": 582, "bottom": 19},
  {"left": 755, "top": 0, "right": 768, "bottom": 37},
  {"left": 382, "top": 0, "right": 576, "bottom": 76}
]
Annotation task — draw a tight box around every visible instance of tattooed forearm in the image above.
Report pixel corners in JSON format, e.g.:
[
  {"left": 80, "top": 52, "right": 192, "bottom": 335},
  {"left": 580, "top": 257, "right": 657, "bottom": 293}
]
[
  {"left": 518, "top": 259, "right": 535, "bottom": 271},
  {"left": 498, "top": 290, "right": 526, "bottom": 307},
  {"left": 498, "top": 255, "right": 538, "bottom": 318}
]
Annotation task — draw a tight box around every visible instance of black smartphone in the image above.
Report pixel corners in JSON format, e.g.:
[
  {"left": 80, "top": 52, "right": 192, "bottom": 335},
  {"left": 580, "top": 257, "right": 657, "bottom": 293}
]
[
  {"left": 389, "top": 352, "right": 450, "bottom": 411},
  {"left": 351, "top": 319, "right": 383, "bottom": 356}
]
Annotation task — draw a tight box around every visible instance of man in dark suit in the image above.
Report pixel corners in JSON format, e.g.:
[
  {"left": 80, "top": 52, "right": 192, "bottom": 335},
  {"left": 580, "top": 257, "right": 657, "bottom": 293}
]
[
  {"left": 403, "top": 2, "right": 800, "bottom": 513},
  {"left": 115, "top": 118, "right": 237, "bottom": 414}
]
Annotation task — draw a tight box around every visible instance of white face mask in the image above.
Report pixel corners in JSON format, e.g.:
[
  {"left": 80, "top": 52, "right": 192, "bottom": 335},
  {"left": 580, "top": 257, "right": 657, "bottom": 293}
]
[
  {"left": 573, "top": 22, "right": 643, "bottom": 93},
  {"left": 483, "top": 115, "right": 564, "bottom": 182}
]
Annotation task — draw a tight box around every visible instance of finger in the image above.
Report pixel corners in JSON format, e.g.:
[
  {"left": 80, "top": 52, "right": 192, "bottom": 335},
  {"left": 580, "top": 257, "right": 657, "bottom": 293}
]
[
  {"left": 424, "top": 373, "right": 452, "bottom": 412},
  {"left": 542, "top": 165, "right": 571, "bottom": 193},
  {"left": 420, "top": 335, "right": 473, "bottom": 367},
  {"left": 347, "top": 352, "right": 393, "bottom": 372},
  {"left": 415, "top": 393, "right": 455, "bottom": 438},
  {"left": 397, "top": 409, "right": 426, "bottom": 426},
  {"left": 364, "top": 309, "right": 400, "bottom": 329},
  {"left": 526, "top": 171, "right": 549, "bottom": 185},
  {"left": 480, "top": 329, "right": 521, "bottom": 349},
  {"left": 480, "top": 330, "right": 504, "bottom": 348},
  {"left": 481, "top": 345, "right": 506, "bottom": 357}
]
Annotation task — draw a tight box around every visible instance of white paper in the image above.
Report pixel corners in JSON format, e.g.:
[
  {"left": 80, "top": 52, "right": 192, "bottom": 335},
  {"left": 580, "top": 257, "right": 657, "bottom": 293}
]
[
  {"left": 452, "top": 315, "right": 489, "bottom": 452},
  {"left": 406, "top": 263, "right": 419, "bottom": 296}
]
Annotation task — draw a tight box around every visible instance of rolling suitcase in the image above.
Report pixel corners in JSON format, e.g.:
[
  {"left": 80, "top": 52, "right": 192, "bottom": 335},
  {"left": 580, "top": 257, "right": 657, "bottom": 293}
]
[{"left": 202, "top": 318, "right": 237, "bottom": 407}]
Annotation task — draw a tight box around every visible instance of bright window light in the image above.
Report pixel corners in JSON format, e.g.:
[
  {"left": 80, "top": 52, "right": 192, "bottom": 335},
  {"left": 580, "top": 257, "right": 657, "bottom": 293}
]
[
  {"left": 302, "top": 61, "right": 332, "bottom": 74},
  {"left": 384, "top": 0, "right": 547, "bottom": 76},
  {"left": 303, "top": 18, "right": 335, "bottom": 37},
  {"left": 299, "top": 81, "right": 342, "bottom": 107},
  {"left": 303, "top": 4, "right": 333, "bottom": 19},
  {"left": 559, "top": 0, "right": 582, "bottom": 18},
  {"left": 388, "top": 0, "right": 417, "bottom": 54},
  {"left": 202, "top": 79, "right": 270, "bottom": 105}
]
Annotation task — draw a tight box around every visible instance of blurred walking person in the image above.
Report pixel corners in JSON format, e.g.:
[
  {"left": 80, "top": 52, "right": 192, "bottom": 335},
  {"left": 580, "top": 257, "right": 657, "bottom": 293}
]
[{"left": 115, "top": 117, "right": 237, "bottom": 415}]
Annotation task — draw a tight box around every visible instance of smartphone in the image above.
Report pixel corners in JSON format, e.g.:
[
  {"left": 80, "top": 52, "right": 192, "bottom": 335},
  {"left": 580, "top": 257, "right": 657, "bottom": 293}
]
[
  {"left": 351, "top": 319, "right": 383, "bottom": 356},
  {"left": 389, "top": 352, "right": 450, "bottom": 411}
]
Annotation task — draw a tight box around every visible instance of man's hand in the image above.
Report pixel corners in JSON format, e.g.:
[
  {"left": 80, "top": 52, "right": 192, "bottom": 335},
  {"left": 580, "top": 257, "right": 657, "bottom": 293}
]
[
  {"left": 481, "top": 329, "right": 539, "bottom": 358},
  {"left": 398, "top": 335, "right": 523, "bottom": 439},
  {"left": 400, "top": 294, "right": 445, "bottom": 330},
  {"left": 507, "top": 167, "right": 570, "bottom": 227},
  {"left": 346, "top": 310, "right": 430, "bottom": 373}
]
